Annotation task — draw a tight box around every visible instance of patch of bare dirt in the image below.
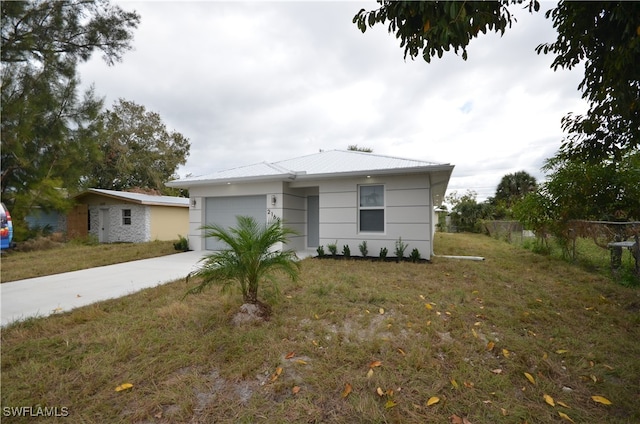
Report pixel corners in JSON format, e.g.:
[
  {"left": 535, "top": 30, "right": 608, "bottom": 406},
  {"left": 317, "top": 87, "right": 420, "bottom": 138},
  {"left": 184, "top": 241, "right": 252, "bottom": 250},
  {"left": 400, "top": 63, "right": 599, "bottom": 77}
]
[{"left": 231, "top": 302, "right": 271, "bottom": 326}]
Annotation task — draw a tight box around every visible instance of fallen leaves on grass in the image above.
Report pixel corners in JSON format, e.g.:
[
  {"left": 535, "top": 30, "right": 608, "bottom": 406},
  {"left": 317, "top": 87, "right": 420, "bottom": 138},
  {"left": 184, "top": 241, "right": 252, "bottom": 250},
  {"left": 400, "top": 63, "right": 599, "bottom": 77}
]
[
  {"left": 450, "top": 414, "right": 473, "bottom": 424},
  {"left": 544, "top": 394, "right": 555, "bottom": 407},
  {"left": 591, "top": 395, "right": 612, "bottom": 405},
  {"left": 558, "top": 411, "right": 575, "bottom": 422},
  {"left": 115, "top": 383, "right": 133, "bottom": 392},
  {"left": 426, "top": 396, "right": 440, "bottom": 406},
  {"left": 292, "top": 386, "right": 300, "bottom": 395},
  {"left": 285, "top": 351, "right": 295, "bottom": 359},
  {"left": 270, "top": 367, "right": 283, "bottom": 382},
  {"left": 524, "top": 372, "right": 536, "bottom": 385},
  {"left": 342, "top": 383, "right": 352, "bottom": 398}
]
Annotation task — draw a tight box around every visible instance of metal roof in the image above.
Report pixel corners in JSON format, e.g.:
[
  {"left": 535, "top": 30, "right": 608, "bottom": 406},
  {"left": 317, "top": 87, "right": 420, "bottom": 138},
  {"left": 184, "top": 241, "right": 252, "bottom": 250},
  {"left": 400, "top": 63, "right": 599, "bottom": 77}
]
[
  {"left": 78, "top": 189, "right": 189, "bottom": 207},
  {"left": 169, "top": 150, "right": 453, "bottom": 186},
  {"left": 181, "top": 162, "right": 295, "bottom": 183}
]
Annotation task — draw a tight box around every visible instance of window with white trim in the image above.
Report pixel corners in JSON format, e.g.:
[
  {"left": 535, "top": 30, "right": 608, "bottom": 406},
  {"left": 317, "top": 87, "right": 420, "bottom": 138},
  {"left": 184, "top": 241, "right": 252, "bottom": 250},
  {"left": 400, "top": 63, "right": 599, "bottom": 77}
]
[
  {"left": 122, "top": 209, "right": 132, "bottom": 225},
  {"left": 359, "top": 185, "right": 384, "bottom": 232}
]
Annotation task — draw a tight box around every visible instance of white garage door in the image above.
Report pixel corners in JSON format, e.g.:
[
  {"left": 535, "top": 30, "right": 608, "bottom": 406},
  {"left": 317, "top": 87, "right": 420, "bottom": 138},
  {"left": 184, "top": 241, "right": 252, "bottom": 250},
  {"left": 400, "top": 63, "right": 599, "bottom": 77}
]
[{"left": 204, "top": 195, "right": 266, "bottom": 250}]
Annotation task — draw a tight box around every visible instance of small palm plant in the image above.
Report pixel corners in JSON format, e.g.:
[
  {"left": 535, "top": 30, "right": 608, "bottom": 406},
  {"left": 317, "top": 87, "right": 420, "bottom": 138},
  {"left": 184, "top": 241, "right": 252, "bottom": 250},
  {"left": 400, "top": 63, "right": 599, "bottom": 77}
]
[{"left": 185, "top": 216, "right": 300, "bottom": 318}]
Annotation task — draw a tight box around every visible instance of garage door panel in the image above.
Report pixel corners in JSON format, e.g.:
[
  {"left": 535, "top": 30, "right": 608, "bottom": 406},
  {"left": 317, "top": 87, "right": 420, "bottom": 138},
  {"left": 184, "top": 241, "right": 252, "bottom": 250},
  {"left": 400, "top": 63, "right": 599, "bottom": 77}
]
[{"left": 205, "top": 195, "right": 266, "bottom": 250}]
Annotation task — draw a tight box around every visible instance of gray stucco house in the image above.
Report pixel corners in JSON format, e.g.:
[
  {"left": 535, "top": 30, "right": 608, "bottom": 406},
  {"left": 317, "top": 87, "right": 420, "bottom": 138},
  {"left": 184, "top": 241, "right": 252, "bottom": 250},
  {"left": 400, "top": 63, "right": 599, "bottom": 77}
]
[{"left": 166, "top": 150, "right": 454, "bottom": 258}]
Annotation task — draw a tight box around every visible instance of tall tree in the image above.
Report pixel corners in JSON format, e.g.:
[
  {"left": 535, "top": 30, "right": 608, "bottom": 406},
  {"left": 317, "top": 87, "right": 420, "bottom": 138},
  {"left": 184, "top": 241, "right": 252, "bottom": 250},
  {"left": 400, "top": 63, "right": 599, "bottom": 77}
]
[
  {"left": 347, "top": 144, "right": 373, "bottom": 152},
  {"left": 446, "top": 190, "right": 491, "bottom": 233},
  {"left": 541, "top": 150, "right": 640, "bottom": 222},
  {"left": 353, "top": 1, "right": 640, "bottom": 162},
  {"left": 87, "top": 99, "right": 190, "bottom": 193},
  {"left": 493, "top": 171, "right": 537, "bottom": 208},
  {"left": 1, "top": 0, "right": 140, "bottom": 235},
  {"left": 536, "top": 2, "right": 640, "bottom": 162}
]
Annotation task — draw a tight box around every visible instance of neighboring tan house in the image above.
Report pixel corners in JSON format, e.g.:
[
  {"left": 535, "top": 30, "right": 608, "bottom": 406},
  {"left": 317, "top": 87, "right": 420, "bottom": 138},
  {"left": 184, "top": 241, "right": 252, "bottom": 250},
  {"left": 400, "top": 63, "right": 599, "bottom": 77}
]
[
  {"left": 166, "top": 150, "right": 454, "bottom": 258},
  {"left": 69, "top": 189, "right": 189, "bottom": 243}
]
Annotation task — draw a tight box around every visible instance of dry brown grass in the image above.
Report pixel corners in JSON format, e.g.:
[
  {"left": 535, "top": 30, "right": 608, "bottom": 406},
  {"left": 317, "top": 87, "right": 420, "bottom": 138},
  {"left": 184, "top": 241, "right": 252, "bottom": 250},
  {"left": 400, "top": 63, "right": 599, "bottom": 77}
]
[
  {"left": 1, "top": 233, "right": 639, "bottom": 423},
  {"left": 0, "top": 240, "right": 177, "bottom": 283}
]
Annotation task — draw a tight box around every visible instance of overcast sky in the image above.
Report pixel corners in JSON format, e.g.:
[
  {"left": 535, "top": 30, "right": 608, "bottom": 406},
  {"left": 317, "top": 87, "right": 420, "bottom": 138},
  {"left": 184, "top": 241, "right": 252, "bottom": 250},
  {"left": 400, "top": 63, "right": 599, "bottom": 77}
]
[{"left": 78, "top": 0, "right": 588, "bottom": 202}]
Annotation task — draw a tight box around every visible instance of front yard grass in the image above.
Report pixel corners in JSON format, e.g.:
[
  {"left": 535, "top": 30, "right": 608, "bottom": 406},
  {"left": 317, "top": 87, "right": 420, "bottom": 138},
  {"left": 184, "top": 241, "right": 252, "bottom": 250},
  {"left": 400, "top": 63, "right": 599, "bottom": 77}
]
[
  {"left": 1, "top": 233, "right": 639, "bottom": 423},
  {"left": 0, "top": 240, "right": 178, "bottom": 283}
]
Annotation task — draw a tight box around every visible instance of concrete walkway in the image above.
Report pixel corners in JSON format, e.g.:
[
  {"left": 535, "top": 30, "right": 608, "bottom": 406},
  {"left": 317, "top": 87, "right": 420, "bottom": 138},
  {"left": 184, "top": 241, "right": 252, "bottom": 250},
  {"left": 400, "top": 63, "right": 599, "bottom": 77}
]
[{"left": 1, "top": 251, "right": 204, "bottom": 326}]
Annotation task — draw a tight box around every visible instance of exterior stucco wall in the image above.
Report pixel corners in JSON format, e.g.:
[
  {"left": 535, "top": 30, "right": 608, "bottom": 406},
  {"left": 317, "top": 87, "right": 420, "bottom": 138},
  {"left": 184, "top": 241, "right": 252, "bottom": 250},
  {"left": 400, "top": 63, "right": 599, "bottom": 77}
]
[
  {"left": 291, "top": 173, "right": 433, "bottom": 258},
  {"left": 187, "top": 173, "right": 434, "bottom": 258},
  {"left": 283, "top": 186, "right": 318, "bottom": 253},
  {"left": 149, "top": 206, "right": 189, "bottom": 241}
]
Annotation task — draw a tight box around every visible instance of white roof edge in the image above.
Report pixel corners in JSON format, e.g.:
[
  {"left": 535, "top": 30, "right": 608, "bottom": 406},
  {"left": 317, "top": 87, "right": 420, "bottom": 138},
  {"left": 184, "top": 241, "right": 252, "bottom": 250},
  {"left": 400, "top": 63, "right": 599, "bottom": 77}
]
[
  {"left": 79, "top": 188, "right": 189, "bottom": 207},
  {"left": 166, "top": 172, "right": 296, "bottom": 188},
  {"left": 167, "top": 164, "right": 454, "bottom": 188},
  {"left": 294, "top": 164, "right": 454, "bottom": 180}
]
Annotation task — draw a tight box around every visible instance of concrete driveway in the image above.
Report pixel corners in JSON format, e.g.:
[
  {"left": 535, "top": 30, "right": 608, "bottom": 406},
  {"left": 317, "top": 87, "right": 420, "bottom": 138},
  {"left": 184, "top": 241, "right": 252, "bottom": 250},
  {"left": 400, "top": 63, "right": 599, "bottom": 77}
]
[{"left": 1, "top": 251, "right": 204, "bottom": 326}]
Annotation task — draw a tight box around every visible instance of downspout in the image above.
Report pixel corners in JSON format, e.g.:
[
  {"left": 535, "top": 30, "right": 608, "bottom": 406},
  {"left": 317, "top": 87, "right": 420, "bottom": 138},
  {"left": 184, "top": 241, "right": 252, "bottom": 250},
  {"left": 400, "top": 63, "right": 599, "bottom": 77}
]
[
  {"left": 434, "top": 254, "right": 485, "bottom": 261},
  {"left": 428, "top": 173, "right": 434, "bottom": 258}
]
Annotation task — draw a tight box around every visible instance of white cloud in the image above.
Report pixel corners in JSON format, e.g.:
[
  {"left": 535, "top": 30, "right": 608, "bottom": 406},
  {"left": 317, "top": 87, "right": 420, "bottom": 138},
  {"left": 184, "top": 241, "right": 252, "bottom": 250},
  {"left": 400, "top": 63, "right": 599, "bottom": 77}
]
[{"left": 78, "top": 0, "right": 588, "bottom": 201}]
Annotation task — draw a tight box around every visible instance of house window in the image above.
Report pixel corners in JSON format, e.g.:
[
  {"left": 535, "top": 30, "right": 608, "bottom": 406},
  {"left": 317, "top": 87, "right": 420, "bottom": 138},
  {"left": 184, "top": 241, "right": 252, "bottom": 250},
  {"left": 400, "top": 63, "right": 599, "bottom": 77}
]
[
  {"left": 122, "top": 209, "right": 131, "bottom": 225},
  {"left": 359, "top": 185, "right": 384, "bottom": 232}
]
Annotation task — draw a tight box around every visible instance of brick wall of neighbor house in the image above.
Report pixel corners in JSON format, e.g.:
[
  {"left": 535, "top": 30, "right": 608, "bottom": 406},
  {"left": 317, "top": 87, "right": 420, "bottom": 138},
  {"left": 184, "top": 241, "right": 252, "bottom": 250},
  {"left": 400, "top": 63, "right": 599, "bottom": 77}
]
[{"left": 88, "top": 204, "right": 148, "bottom": 243}]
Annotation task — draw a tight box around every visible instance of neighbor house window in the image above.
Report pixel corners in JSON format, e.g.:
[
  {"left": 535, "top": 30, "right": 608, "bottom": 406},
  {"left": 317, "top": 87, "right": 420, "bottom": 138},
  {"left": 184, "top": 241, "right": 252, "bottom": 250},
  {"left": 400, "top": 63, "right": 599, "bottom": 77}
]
[
  {"left": 122, "top": 209, "right": 131, "bottom": 225},
  {"left": 359, "top": 185, "right": 384, "bottom": 232}
]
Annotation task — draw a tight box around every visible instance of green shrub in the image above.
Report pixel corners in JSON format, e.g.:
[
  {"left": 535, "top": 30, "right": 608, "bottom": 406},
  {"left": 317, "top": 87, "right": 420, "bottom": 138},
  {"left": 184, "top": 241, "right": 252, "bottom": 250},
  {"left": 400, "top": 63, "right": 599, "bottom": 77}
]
[
  {"left": 379, "top": 247, "right": 388, "bottom": 260},
  {"left": 358, "top": 241, "right": 368, "bottom": 257},
  {"left": 409, "top": 248, "right": 421, "bottom": 263},
  {"left": 328, "top": 241, "right": 338, "bottom": 257},
  {"left": 316, "top": 245, "right": 325, "bottom": 257},
  {"left": 173, "top": 235, "right": 189, "bottom": 251},
  {"left": 394, "top": 237, "right": 408, "bottom": 261},
  {"left": 342, "top": 244, "right": 351, "bottom": 259}
]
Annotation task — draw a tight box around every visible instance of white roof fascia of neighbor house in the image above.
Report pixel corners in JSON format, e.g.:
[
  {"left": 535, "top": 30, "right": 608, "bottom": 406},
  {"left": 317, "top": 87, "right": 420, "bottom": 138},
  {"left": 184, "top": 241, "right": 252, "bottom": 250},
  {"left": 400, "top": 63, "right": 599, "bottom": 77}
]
[{"left": 82, "top": 188, "right": 189, "bottom": 207}]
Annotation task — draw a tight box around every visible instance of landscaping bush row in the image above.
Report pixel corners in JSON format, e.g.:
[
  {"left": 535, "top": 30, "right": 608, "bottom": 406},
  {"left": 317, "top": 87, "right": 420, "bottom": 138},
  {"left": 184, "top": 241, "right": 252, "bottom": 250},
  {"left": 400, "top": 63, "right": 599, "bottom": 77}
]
[{"left": 315, "top": 238, "right": 427, "bottom": 263}]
